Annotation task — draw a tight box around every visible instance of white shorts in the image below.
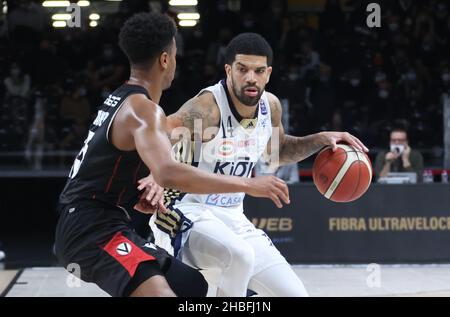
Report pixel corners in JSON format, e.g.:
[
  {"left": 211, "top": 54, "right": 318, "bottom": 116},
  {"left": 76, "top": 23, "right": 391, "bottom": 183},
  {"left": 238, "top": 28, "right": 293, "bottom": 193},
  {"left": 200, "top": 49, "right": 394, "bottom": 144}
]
[{"left": 150, "top": 203, "right": 289, "bottom": 275}]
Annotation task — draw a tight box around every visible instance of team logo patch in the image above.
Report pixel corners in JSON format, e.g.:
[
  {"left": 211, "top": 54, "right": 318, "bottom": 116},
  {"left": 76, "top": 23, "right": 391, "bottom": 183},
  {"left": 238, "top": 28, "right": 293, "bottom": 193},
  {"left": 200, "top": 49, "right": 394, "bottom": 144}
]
[
  {"left": 103, "top": 232, "right": 155, "bottom": 277},
  {"left": 218, "top": 140, "right": 234, "bottom": 157},
  {"left": 116, "top": 242, "right": 132, "bottom": 256},
  {"left": 260, "top": 100, "right": 268, "bottom": 115},
  {"left": 240, "top": 119, "right": 257, "bottom": 130}
]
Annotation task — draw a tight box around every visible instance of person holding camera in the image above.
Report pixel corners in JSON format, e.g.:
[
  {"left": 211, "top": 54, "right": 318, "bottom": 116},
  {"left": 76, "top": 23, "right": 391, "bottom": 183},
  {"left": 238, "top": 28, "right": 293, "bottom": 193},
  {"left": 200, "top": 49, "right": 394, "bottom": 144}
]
[{"left": 375, "top": 128, "right": 424, "bottom": 182}]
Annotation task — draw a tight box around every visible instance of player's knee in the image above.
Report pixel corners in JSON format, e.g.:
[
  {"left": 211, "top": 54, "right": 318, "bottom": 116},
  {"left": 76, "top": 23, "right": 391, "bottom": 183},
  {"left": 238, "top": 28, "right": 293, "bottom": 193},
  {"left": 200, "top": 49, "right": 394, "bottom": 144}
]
[
  {"left": 227, "top": 241, "right": 255, "bottom": 272},
  {"left": 164, "top": 257, "right": 208, "bottom": 297},
  {"left": 151, "top": 286, "right": 177, "bottom": 297},
  {"left": 128, "top": 278, "right": 177, "bottom": 297},
  {"left": 190, "top": 270, "right": 208, "bottom": 297},
  {"left": 281, "top": 283, "right": 309, "bottom": 297}
]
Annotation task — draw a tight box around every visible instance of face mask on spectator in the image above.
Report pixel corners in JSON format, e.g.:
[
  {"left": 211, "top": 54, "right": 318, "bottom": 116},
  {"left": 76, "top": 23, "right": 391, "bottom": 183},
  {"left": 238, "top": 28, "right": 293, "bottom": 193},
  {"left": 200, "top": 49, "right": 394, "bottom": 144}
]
[
  {"left": 405, "top": 71, "right": 417, "bottom": 81},
  {"left": 104, "top": 49, "right": 113, "bottom": 60},
  {"left": 378, "top": 89, "right": 389, "bottom": 99},
  {"left": 217, "top": 2, "right": 226, "bottom": 11},
  {"left": 243, "top": 20, "right": 255, "bottom": 29},
  {"left": 193, "top": 30, "right": 202, "bottom": 38},
  {"left": 288, "top": 72, "right": 299, "bottom": 81},
  {"left": 443, "top": 73, "right": 450, "bottom": 82},
  {"left": 350, "top": 78, "right": 360, "bottom": 87},
  {"left": 436, "top": 5, "right": 447, "bottom": 18},
  {"left": 11, "top": 66, "right": 21, "bottom": 77},
  {"left": 375, "top": 72, "right": 386, "bottom": 82},
  {"left": 389, "top": 23, "right": 399, "bottom": 31},
  {"left": 79, "top": 87, "right": 87, "bottom": 97},
  {"left": 319, "top": 75, "right": 330, "bottom": 83}
]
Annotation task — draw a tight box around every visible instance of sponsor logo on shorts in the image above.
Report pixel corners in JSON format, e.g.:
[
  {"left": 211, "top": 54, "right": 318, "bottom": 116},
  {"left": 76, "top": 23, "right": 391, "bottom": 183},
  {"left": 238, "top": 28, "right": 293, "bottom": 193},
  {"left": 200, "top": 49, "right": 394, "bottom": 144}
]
[
  {"left": 103, "top": 232, "right": 155, "bottom": 277},
  {"left": 205, "top": 194, "right": 243, "bottom": 207},
  {"left": 143, "top": 242, "right": 157, "bottom": 250},
  {"left": 116, "top": 242, "right": 132, "bottom": 256}
]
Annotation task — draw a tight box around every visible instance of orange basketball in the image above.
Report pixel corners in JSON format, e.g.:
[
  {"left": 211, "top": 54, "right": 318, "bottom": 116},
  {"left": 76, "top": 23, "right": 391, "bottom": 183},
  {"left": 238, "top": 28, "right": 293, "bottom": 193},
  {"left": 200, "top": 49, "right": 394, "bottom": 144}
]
[{"left": 312, "top": 144, "right": 372, "bottom": 202}]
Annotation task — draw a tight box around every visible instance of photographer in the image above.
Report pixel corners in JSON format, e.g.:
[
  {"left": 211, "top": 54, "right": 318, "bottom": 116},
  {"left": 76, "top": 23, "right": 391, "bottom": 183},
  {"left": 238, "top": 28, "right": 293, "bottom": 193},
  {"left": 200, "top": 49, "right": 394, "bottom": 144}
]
[{"left": 375, "top": 128, "right": 424, "bottom": 182}]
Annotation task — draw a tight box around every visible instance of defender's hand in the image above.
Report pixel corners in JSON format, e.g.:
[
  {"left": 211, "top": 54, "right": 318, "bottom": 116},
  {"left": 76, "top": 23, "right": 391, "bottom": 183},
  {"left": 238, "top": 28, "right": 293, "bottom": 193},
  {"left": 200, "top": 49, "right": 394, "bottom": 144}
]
[
  {"left": 245, "top": 176, "right": 290, "bottom": 208},
  {"left": 134, "top": 175, "right": 167, "bottom": 214}
]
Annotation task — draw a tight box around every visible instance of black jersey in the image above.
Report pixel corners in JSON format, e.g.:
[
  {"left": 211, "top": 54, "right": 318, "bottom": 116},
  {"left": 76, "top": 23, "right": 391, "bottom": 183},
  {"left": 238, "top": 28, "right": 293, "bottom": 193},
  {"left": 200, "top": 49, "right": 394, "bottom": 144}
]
[{"left": 59, "top": 84, "right": 151, "bottom": 209}]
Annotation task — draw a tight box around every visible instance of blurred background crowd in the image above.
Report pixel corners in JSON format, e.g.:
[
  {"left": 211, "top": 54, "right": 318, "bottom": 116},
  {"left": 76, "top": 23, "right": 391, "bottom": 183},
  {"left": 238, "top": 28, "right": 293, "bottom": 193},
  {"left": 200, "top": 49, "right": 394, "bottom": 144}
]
[{"left": 1, "top": 0, "right": 449, "bottom": 170}]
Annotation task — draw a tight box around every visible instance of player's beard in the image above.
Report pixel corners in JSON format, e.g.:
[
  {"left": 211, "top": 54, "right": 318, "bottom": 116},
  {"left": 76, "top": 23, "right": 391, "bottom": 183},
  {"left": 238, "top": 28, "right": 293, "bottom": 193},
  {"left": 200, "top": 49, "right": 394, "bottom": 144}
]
[{"left": 231, "top": 77, "right": 264, "bottom": 107}]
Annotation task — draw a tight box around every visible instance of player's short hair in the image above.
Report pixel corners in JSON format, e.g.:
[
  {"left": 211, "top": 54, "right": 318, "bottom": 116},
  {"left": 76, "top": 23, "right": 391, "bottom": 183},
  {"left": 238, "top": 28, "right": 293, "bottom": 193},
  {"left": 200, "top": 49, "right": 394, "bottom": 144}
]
[
  {"left": 225, "top": 33, "right": 273, "bottom": 66},
  {"left": 119, "top": 12, "right": 177, "bottom": 68}
]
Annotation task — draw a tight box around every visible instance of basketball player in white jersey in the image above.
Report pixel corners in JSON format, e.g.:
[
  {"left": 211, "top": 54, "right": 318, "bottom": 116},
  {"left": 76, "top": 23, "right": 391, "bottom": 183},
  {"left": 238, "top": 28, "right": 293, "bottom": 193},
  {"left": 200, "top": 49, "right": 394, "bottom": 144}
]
[{"left": 148, "top": 33, "right": 369, "bottom": 297}]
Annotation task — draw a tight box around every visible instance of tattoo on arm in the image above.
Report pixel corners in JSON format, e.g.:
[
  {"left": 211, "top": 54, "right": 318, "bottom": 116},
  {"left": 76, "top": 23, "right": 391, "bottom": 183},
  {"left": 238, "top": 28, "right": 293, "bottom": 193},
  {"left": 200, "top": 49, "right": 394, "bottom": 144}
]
[
  {"left": 279, "top": 134, "right": 325, "bottom": 165},
  {"left": 173, "top": 93, "right": 220, "bottom": 142}
]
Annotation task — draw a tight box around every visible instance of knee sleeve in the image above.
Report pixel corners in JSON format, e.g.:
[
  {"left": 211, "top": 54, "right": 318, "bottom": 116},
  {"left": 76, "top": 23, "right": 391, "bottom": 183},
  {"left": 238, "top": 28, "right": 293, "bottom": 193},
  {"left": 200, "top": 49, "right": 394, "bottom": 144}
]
[
  {"left": 248, "top": 263, "right": 309, "bottom": 297},
  {"left": 165, "top": 258, "right": 208, "bottom": 297}
]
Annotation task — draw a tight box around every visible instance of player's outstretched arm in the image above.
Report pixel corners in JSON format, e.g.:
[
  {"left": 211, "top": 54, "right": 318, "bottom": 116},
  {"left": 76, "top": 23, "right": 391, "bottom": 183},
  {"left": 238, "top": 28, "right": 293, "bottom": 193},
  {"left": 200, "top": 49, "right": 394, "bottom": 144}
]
[
  {"left": 266, "top": 93, "right": 369, "bottom": 167},
  {"left": 126, "top": 96, "right": 290, "bottom": 208}
]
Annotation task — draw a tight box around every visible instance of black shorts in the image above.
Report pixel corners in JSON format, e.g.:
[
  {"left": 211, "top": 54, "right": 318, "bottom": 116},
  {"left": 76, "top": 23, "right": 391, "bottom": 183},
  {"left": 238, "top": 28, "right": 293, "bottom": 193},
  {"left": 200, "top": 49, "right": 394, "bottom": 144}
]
[{"left": 55, "top": 200, "right": 207, "bottom": 297}]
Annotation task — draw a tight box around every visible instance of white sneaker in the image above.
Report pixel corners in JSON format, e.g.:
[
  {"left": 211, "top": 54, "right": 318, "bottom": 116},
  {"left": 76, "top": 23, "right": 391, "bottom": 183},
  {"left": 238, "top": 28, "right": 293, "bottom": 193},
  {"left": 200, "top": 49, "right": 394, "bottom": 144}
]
[{"left": 0, "top": 250, "right": 5, "bottom": 262}]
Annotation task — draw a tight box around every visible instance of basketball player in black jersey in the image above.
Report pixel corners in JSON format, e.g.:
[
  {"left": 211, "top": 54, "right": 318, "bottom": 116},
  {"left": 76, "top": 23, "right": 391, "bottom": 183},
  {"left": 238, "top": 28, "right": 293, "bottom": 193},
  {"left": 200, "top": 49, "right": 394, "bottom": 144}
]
[{"left": 55, "top": 12, "right": 289, "bottom": 297}]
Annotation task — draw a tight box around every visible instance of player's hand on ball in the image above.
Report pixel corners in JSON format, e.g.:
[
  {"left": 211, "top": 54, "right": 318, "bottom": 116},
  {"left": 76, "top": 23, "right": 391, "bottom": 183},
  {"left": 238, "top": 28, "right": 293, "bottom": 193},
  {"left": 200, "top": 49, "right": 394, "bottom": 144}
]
[
  {"left": 318, "top": 131, "right": 369, "bottom": 153},
  {"left": 134, "top": 175, "right": 167, "bottom": 214},
  {"left": 246, "top": 176, "right": 290, "bottom": 208}
]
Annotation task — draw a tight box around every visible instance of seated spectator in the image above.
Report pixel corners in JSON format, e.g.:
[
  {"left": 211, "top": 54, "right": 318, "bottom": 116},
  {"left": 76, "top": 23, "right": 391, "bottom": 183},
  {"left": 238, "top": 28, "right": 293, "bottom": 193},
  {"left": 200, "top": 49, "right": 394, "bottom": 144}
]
[
  {"left": 375, "top": 127, "right": 424, "bottom": 182},
  {"left": 0, "top": 241, "right": 4, "bottom": 262}
]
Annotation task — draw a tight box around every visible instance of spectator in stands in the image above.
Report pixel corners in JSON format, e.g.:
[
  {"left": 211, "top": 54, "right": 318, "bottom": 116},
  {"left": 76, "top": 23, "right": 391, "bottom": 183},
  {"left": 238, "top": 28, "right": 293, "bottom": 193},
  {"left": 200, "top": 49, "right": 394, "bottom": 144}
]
[
  {"left": 92, "top": 43, "right": 126, "bottom": 96},
  {"left": 3, "top": 62, "right": 30, "bottom": 139},
  {"left": 309, "top": 63, "right": 336, "bottom": 130},
  {"left": 0, "top": 1, "right": 449, "bottom": 168},
  {"left": 25, "top": 89, "right": 46, "bottom": 170},
  {"left": 0, "top": 241, "right": 4, "bottom": 262},
  {"left": 59, "top": 82, "right": 91, "bottom": 165},
  {"left": 206, "top": 27, "right": 232, "bottom": 70},
  {"left": 440, "top": 63, "right": 450, "bottom": 94},
  {"left": 375, "top": 127, "right": 424, "bottom": 182},
  {"left": 3, "top": 62, "right": 30, "bottom": 99}
]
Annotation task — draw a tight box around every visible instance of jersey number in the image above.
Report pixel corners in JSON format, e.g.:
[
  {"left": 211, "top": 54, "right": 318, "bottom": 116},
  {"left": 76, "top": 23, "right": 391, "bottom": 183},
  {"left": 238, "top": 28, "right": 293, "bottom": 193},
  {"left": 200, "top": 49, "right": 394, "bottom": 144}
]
[{"left": 69, "top": 131, "right": 95, "bottom": 179}]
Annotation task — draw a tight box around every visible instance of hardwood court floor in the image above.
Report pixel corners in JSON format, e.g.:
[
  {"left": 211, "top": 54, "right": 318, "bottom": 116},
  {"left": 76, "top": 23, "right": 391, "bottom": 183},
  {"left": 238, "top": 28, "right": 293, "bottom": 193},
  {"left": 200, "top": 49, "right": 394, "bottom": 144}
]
[
  {"left": 0, "top": 270, "right": 19, "bottom": 296},
  {"left": 3, "top": 265, "right": 450, "bottom": 297}
]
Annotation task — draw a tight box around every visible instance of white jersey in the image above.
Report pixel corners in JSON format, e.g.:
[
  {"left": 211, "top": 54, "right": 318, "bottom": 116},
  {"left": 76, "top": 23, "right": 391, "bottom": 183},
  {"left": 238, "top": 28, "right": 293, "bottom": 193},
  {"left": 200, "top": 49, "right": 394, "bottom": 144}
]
[
  {"left": 150, "top": 81, "right": 286, "bottom": 273},
  {"left": 171, "top": 80, "right": 272, "bottom": 213}
]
